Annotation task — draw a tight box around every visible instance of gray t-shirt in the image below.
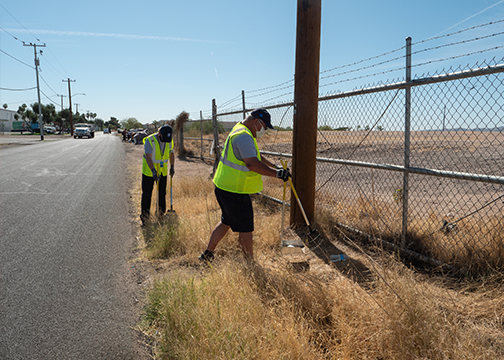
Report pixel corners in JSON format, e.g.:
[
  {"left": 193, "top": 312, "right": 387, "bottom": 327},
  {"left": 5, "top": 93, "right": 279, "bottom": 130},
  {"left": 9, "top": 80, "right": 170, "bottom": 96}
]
[
  {"left": 231, "top": 132, "right": 257, "bottom": 161},
  {"left": 144, "top": 134, "right": 166, "bottom": 156}
]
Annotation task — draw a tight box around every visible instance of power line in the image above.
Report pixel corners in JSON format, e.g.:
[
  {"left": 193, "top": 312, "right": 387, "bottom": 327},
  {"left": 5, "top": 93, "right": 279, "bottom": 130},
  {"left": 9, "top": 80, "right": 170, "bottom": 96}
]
[
  {"left": 39, "top": 89, "right": 60, "bottom": 106},
  {"left": 0, "top": 4, "right": 41, "bottom": 42},
  {"left": 0, "top": 86, "right": 37, "bottom": 91},
  {"left": 44, "top": 47, "right": 70, "bottom": 77},
  {"left": 39, "top": 74, "right": 60, "bottom": 96},
  {"left": 0, "top": 25, "right": 23, "bottom": 43},
  {"left": 0, "top": 49, "right": 33, "bottom": 68}
]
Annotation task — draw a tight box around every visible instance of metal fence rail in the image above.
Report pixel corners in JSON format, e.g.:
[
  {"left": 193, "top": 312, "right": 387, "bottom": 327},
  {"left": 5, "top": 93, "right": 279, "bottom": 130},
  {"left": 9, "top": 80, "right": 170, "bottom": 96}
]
[{"left": 209, "top": 40, "right": 504, "bottom": 273}]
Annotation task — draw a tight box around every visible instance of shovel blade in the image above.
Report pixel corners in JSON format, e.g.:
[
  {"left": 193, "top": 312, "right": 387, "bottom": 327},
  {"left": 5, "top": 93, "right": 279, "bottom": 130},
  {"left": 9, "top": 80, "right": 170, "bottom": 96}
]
[{"left": 305, "top": 229, "right": 322, "bottom": 250}]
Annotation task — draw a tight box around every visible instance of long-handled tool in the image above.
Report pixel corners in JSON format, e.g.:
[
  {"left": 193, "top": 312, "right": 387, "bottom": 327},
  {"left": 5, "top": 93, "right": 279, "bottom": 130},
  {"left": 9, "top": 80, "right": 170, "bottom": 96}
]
[
  {"left": 282, "top": 161, "right": 322, "bottom": 250},
  {"left": 155, "top": 178, "right": 160, "bottom": 219},
  {"left": 280, "top": 168, "right": 287, "bottom": 246},
  {"left": 167, "top": 174, "right": 175, "bottom": 213}
]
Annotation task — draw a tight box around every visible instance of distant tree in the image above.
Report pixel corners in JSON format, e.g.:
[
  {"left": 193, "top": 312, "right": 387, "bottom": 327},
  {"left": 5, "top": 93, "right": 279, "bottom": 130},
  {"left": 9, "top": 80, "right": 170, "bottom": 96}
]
[
  {"left": 364, "top": 125, "right": 370, "bottom": 131},
  {"left": 318, "top": 125, "right": 333, "bottom": 131},
  {"left": 108, "top": 117, "right": 120, "bottom": 129},
  {"left": 14, "top": 104, "right": 37, "bottom": 134},
  {"left": 29, "top": 103, "right": 57, "bottom": 125},
  {"left": 85, "top": 111, "right": 98, "bottom": 124},
  {"left": 95, "top": 118, "right": 104, "bottom": 129},
  {"left": 2, "top": 104, "right": 7, "bottom": 109},
  {"left": 56, "top": 108, "right": 71, "bottom": 132},
  {"left": 120, "top": 117, "right": 143, "bottom": 130},
  {"left": 377, "top": 125, "right": 384, "bottom": 131}
]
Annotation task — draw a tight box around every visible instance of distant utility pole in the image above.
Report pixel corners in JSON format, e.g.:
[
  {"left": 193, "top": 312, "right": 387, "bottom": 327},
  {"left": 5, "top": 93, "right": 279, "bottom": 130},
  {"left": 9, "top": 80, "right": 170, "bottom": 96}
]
[
  {"left": 60, "top": 95, "right": 65, "bottom": 111},
  {"left": 24, "top": 42, "right": 46, "bottom": 140},
  {"left": 63, "top": 78, "right": 76, "bottom": 136}
]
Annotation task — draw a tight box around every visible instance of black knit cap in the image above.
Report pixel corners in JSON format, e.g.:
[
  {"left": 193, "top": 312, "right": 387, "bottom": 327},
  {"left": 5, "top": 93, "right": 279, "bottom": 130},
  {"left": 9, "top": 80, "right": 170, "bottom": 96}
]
[{"left": 251, "top": 108, "right": 274, "bottom": 129}]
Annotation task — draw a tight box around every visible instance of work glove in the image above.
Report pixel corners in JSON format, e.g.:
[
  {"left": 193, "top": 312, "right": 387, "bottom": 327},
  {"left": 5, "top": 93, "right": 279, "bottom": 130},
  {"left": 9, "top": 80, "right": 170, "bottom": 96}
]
[
  {"left": 170, "top": 165, "right": 175, "bottom": 177},
  {"left": 276, "top": 169, "right": 291, "bottom": 182},
  {"left": 151, "top": 168, "right": 159, "bottom": 182}
]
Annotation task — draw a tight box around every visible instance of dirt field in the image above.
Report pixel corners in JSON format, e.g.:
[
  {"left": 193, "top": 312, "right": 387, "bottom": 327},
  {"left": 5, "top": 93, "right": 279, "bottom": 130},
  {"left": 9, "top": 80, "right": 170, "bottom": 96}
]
[{"left": 258, "top": 130, "right": 504, "bottom": 221}]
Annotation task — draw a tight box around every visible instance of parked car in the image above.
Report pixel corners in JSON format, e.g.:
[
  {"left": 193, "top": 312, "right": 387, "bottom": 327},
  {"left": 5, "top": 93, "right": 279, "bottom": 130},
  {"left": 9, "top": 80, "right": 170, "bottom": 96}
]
[{"left": 44, "top": 126, "right": 57, "bottom": 134}]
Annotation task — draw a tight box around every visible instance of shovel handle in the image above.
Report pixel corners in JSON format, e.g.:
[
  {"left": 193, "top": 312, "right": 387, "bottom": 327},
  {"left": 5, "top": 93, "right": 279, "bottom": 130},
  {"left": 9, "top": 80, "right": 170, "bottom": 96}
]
[{"left": 281, "top": 160, "right": 311, "bottom": 228}]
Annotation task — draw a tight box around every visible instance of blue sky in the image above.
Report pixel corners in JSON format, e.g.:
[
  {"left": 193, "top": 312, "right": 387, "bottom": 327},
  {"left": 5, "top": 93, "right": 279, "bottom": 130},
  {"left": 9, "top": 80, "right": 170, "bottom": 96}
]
[{"left": 1, "top": 0, "right": 503, "bottom": 124}]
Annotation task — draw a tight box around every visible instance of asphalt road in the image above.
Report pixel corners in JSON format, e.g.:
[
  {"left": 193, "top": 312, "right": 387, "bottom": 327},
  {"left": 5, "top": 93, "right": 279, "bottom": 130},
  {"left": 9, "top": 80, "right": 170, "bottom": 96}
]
[{"left": 0, "top": 133, "right": 146, "bottom": 359}]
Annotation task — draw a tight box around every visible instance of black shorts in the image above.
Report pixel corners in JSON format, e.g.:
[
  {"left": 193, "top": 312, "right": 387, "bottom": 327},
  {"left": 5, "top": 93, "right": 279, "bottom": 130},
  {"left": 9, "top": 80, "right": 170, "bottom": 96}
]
[{"left": 214, "top": 187, "right": 254, "bottom": 232}]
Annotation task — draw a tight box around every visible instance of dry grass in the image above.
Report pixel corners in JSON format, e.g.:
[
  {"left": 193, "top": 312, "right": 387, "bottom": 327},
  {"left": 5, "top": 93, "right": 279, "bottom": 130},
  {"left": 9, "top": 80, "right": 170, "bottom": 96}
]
[{"left": 124, "top": 145, "right": 504, "bottom": 359}]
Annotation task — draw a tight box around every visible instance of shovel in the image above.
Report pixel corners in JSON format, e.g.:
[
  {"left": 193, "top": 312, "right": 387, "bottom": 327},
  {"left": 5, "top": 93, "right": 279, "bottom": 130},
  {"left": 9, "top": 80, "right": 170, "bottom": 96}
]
[
  {"left": 282, "top": 161, "right": 322, "bottom": 250},
  {"left": 155, "top": 178, "right": 160, "bottom": 219},
  {"left": 280, "top": 168, "right": 287, "bottom": 246},
  {"left": 167, "top": 174, "right": 175, "bottom": 213}
]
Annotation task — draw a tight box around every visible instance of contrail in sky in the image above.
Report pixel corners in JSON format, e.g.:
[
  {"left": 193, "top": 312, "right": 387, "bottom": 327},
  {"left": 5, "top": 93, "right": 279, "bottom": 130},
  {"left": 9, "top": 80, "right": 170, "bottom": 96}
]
[
  {"left": 434, "top": 0, "right": 504, "bottom": 36},
  {"left": 5, "top": 28, "right": 231, "bottom": 44}
]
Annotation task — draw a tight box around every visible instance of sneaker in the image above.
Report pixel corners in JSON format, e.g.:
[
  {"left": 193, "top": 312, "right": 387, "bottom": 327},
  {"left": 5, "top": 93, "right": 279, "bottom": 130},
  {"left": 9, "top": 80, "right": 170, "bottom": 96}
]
[{"left": 198, "top": 250, "right": 214, "bottom": 262}]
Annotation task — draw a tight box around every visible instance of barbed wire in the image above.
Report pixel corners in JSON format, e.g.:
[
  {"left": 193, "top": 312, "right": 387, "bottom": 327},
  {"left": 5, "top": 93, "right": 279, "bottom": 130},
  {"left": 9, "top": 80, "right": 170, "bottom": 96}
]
[
  {"left": 320, "top": 65, "right": 404, "bottom": 89},
  {"left": 320, "top": 31, "right": 504, "bottom": 84},
  {"left": 413, "top": 45, "right": 504, "bottom": 71},
  {"left": 413, "top": 30, "right": 504, "bottom": 58},
  {"left": 246, "top": 83, "right": 294, "bottom": 100},
  {"left": 246, "top": 78, "right": 294, "bottom": 94},
  {"left": 219, "top": 93, "right": 242, "bottom": 109},
  {"left": 246, "top": 91, "right": 295, "bottom": 109},
  {"left": 414, "top": 18, "right": 504, "bottom": 46},
  {"left": 201, "top": 19, "right": 504, "bottom": 123}
]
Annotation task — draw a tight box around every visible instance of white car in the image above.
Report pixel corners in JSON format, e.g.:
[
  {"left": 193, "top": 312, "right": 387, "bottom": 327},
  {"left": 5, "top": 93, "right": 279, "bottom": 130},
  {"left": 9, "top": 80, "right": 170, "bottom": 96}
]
[{"left": 44, "top": 126, "right": 57, "bottom": 134}]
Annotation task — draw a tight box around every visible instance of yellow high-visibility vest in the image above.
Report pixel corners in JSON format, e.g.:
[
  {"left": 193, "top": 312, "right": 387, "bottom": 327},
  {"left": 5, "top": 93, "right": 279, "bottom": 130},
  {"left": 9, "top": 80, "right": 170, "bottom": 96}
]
[
  {"left": 142, "top": 134, "right": 173, "bottom": 177},
  {"left": 213, "top": 123, "right": 262, "bottom": 194}
]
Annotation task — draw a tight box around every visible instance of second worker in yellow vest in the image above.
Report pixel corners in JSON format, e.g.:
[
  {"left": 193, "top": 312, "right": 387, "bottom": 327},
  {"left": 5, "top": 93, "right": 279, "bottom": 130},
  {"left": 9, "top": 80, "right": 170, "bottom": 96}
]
[
  {"left": 140, "top": 125, "right": 175, "bottom": 226},
  {"left": 199, "top": 108, "right": 291, "bottom": 262}
]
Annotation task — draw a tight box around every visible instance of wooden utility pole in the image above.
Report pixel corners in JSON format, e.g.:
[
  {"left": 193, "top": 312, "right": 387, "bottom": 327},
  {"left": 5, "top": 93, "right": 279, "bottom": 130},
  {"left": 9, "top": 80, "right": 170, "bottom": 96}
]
[
  {"left": 24, "top": 42, "right": 46, "bottom": 140},
  {"left": 290, "top": 0, "right": 322, "bottom": 225},
  {"left": 63, "top": 78, "right": 76, "bottom": 136}
]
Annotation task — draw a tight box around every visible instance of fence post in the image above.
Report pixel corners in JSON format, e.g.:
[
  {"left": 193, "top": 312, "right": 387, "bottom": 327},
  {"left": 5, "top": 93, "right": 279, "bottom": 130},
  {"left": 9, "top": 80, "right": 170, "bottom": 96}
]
[
  {"left": 290, "top": 0, "right": 322, "bottom": 226},
  {"left": 200, "top": 110, "right": 204, "bottom": 160},
  {"left": 242, "top": 90, "right": 246, "bottom": 118},
  {"left": 401, "top": 37, "right": 412, "bottom": 248},
  {"left": 211, "top": 99, "right": 220, "bottom": 176},
  {"left": 179, "top": 123, "right": 184, "bottom": 154}
]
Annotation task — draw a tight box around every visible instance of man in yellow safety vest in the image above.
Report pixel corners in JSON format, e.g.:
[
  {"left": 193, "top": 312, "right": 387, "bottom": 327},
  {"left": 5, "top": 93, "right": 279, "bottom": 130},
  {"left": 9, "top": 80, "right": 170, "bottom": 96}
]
[
  {"left": 141, "top": 125, "right": 175, "bottom": 226},
  {"left": 199, "top": 108, "right": 290, "bottom": 261}
]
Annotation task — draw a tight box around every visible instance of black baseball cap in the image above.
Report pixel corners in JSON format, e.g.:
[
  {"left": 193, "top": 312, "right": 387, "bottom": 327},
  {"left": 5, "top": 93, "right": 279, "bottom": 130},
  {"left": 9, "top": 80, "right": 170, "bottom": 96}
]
[
  {"left": 251, "top": 108, "right": 274, "bottom": 129},
  {"left": 159, "top": 125, "right": 173, "bottom": 142}
]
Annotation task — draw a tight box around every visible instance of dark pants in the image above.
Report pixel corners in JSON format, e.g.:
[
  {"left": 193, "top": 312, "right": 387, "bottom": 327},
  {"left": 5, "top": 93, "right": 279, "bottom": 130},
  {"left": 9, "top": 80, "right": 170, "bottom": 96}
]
[{"left": 141, "top": 174, "right": 167, "bottom": 224}]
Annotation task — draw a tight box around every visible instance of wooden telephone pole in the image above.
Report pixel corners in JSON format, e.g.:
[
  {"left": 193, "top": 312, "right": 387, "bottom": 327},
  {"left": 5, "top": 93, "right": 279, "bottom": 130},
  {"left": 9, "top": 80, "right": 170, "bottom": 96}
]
[
  {"left": 63, "top": 78, "right": 76, "bottom": 136},
  {"left": 23, "top": 42, "right": 46, "bottom": 140},
  {"left": 290, "top": 0, "right": 322, "bottom": 226}
]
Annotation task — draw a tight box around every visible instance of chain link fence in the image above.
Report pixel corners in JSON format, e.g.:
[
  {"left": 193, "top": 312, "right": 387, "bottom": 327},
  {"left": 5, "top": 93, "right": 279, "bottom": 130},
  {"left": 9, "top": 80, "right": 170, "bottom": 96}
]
[
  {"left": 200, "top": 20, "right": 504, "bottom": 274},
  {"left": 211, "top": 56, "right": 504, "bottom": 274}
]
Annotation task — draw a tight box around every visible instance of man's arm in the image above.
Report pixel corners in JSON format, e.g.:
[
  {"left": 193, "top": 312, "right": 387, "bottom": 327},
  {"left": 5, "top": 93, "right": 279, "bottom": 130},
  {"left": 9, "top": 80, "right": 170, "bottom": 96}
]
[
  {"left": 170, "top": 151, "right": 175, "bottom": 166},
  {"left": 144, "top": 152, "right": 155, "bottom": 171},
  {"left": 243, "top": 157, "right": 277, "bottom": 177},
  {"left": 259, "top": 154, "right": 275, "bottom": 168}
]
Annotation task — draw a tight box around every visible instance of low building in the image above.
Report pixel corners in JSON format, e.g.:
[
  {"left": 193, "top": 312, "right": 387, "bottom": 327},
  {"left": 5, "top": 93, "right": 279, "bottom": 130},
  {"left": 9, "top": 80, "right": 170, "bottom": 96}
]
[{"left": 0, "top": 109, "right": 20, "bottom": 133}]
